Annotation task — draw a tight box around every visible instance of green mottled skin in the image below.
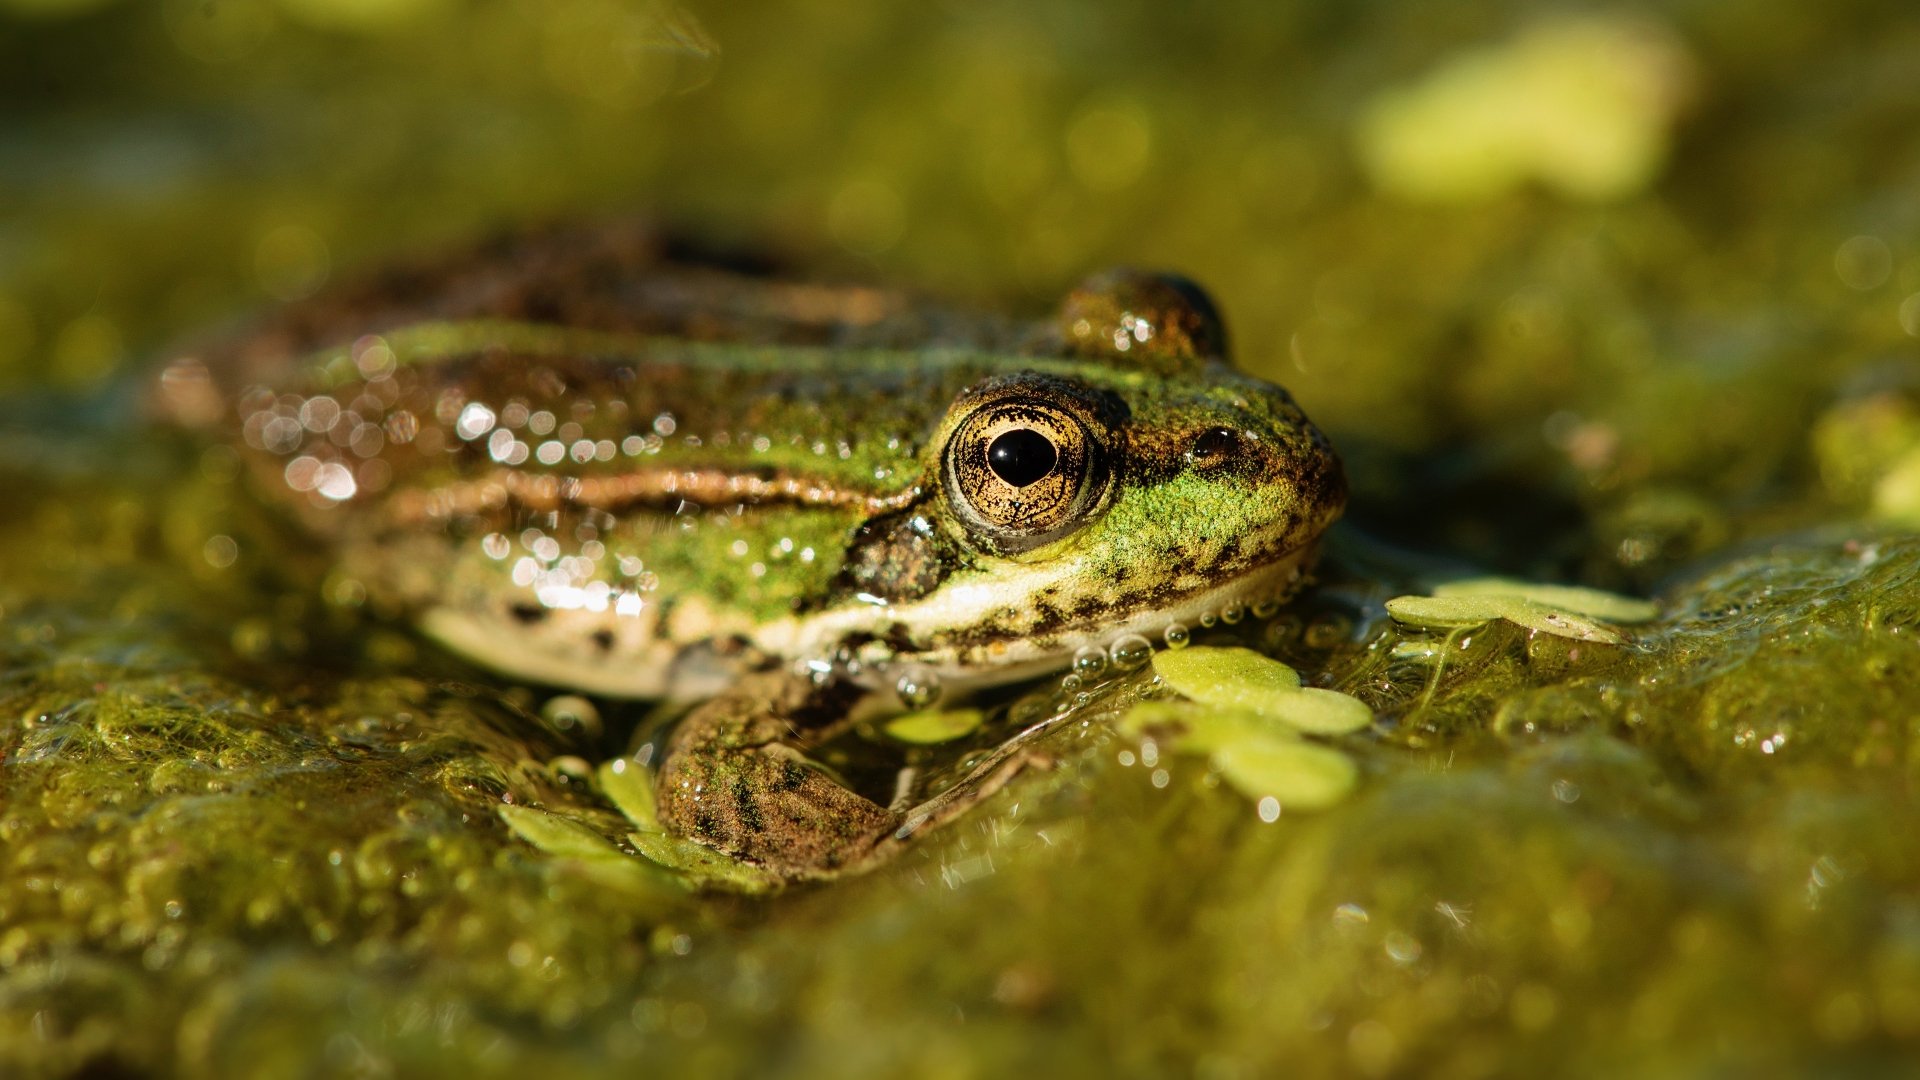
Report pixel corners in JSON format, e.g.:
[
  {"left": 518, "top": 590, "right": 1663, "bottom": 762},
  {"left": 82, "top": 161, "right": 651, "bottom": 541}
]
[{"left": 200, "top": 227, "right": 1345, "bottom": 881}]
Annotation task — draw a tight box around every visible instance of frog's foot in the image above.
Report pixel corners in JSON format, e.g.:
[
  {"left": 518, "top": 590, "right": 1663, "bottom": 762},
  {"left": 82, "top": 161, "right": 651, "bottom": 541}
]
[
  {"left": 654, "top": 671, "right": 902, "bottom": 881},
  {"left": 658, "top": 742, "right": 901, "bottom": 880}
]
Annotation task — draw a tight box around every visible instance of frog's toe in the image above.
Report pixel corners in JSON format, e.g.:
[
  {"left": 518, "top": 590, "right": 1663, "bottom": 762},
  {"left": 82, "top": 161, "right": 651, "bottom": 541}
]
[{"left": 657, "top": 747, "right": 899, "bottom": 880}]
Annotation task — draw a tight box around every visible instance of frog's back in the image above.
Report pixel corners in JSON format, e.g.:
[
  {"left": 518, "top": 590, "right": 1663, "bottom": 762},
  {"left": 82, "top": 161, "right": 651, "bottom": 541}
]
[
  {"left": 172, "top": 224, "right": 1344, "bottom": 701},
  {"left": 167, "top": 223, "right": 1038, "bottom": 696}
]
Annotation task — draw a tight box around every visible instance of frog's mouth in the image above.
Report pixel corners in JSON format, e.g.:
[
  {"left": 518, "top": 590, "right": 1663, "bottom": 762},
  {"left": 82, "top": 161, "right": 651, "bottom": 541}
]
[
  {"left": 764, "top": 539, "right": 1322, "bottom": 695},
  {"left": 933, "top": 542, "right": 1321, "bottom": 692}
]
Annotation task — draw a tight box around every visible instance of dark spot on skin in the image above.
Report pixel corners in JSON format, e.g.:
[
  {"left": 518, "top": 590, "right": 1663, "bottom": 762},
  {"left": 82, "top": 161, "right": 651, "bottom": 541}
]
[
  {"left": 1033, "top": 600, "right": 1067, "bottom": 635},
  {"left": 509, "top": 603, "right": 548, "bottom": 624},
  {"left": 837, "top": 632, "right": 881, "bottom": 659},
  {"left": 731, "top": 778, "right": 764, "bottom": 835},
  {"left": 1071, "top": 595, "right": 1108, "bottom": 621},
  {"left": 776, "top": 761, "right": 810, "bottom": 793},
  {"left": 712, "top": 634, "right": 754, "bottom": 658},
  {"left": 591, "top": 629, "right": 615, "bottom": 652},
  {"left": 882, "top": 622, "right": 917, "bottom": 655}
]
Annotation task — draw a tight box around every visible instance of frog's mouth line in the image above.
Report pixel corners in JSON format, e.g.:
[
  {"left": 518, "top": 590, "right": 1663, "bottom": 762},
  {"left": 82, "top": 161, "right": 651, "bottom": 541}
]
[
  {"left": 923, "top": 543, "right": 1320, "bottom": 693},
  {"left": 766, "top": 540, "right": 1321, "bottom": 695}
]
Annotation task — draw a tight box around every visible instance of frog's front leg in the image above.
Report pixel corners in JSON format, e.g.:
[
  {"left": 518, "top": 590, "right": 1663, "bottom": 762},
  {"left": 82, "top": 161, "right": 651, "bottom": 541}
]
[{"left": 655, "top": 669, "right": 902, "bottom": 880}]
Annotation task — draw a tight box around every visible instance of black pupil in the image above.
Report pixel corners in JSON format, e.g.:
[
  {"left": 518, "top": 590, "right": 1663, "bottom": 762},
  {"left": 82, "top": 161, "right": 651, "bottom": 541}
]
[{"left": 987, "top": 428, "right": 1058, "bottom": 487}]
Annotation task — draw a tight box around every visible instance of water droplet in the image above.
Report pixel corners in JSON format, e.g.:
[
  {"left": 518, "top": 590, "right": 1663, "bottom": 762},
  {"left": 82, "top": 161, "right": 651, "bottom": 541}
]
[
  {"left": 541, "top": 695, "right": 602, "bottom": 739},
  {"left": 1109, "top": 633, "right": 1152, "bottom": 670},
  {"left": 1252, "top": 599, "right": 1281, "bottom": 619},
  {"left": 1072, "top": 645, "right": 1109, "bottom": 680},
  {"left": 1198, "top": 612, "right": 1218, "bottom": 628},
  {"left": 1164, "top": 623, "right": 1190, "bottom": 649},
  {"left": 1059, "top": 672, "right": 1084, "bottom": 693},
  {"left": 1220, "top": 603, "right": 1244, "bottom": 625},
  {"left": 1265, "top": 614, "right": 1303, "bottom": 647},
  {"left": 1304, "top": 614, "right": 1352, "bottom": 650},
  {"left": 895, "top": 666, "right": 942, "bottom": 709}
]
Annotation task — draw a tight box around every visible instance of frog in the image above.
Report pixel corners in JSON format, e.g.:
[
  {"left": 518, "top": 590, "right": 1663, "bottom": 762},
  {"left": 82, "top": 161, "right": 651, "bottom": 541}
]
[{"left": 164, "top": 221, "right": 1346, "bottom": 882}]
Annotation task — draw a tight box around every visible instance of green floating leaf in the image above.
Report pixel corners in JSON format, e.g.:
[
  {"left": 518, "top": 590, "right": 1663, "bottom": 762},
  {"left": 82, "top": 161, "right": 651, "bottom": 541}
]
[
  {"left": 1211, "top": 737, "right": 1358, "bottom": 811},
  {"left": 596, "top": 756, "right": 659, "bottom": 832},
  {"left": 628, "top": 830, "right": 778, "bottom": 893},
  {"left": 499, "top": 803, "right": 684, "bottom": 902},
  {"left": 569, "top": 853, "right": 686, "bottom": 901},
  {"left": 1384, "top": 594, "right": 1510, "bottom": 629},
  {"left": 1387, "top": 593, "right": 1628, "bottom": 645},
  {"left": 1269, "top": 687, "right": 1375, "bottom": 735},
  {"left": 884, "top": 707, "right": 985, "bottom": 745},
  {"left": 1496, "top": 600, "right": 1626, "bottom": 645},
  {"left": 498, "top": 804, "right": 624, "bottom": 861},
  {"left": 1121, "top": 699, "right": 1298, "bottom": 752},
  {"left": 1151, "top": 646, "right": 1302, "bottom": 715},
  {"left": 1432, "top": 577, "right": 1658, "bottom": 623}
]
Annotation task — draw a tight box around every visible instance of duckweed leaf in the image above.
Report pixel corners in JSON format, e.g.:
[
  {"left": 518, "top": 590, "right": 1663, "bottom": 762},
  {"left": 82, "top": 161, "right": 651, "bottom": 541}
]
[
  {"left": 1432, "top": 577, "right": 1658, "bottom": 622},
  {"left": 498, "top": 803, "right": 625, "bottom": 861},
  {"left": 1387, "top": 593, "right": 1629, "bottom": 645},
  {"left": 1271, "top": 687, "right": 1375, "bottom": 735},
  {"left": 1211, "top": 737, "right": 1358, "bottom": 811},
  {"left": 1115, "top": 698, "right": 1200, "bottom": 737},
  {"left": 499, "top": 804, "right": 684, "bottom": 902},
  {"left": 1120, "top": 699, "right": 1298, "bottom": 751},
  {"left": 596, "top": 756, "right": 659, "bottom": 832},
  {"left": 1119, "top": 698, "right": 1363, "bottom": 811},
  {"left": 884, "top": 707, "right": 985, "bottom": 745},
  {"left": 1151, "top": 646, "right": 1302, "bottom": 714},
  {"left": 628, "top": 830, "right": 778, "bottom": 893},
  {"left": 1497, "top": 600, "right": 1627, "bottom": 644},
  {"left": 568, "top": 852, "right": 687, "bottom": 901},
  {"left": 1384, "top": 594, "right": 1512, "bottom": 628}
]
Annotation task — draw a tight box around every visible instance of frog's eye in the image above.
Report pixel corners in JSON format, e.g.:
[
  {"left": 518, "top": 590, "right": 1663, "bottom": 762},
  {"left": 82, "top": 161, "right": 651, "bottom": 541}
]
[{"left": 943, "top": 398, "right": 1108, "bottom": 553}]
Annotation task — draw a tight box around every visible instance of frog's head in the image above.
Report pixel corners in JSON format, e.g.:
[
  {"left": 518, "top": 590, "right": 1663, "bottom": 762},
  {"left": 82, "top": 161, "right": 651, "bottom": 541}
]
[{"left": 800, "top": 271, "right": 1346, "bottom": 685}]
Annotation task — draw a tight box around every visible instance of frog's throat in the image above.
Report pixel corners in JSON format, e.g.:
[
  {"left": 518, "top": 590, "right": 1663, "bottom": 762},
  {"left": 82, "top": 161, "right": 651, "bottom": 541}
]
[{"left": 754, "top": 543, "right": 1319, "bottom": 693}]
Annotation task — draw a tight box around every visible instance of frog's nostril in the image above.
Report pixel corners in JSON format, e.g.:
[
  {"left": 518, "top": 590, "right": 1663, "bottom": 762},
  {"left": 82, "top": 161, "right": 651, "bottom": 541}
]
[
  {"left": 1188, "top": 426, "right": 1240, "bottom": 465},
  {"left": 987, "top": 428, "right": 1058, "bottom": 487}
]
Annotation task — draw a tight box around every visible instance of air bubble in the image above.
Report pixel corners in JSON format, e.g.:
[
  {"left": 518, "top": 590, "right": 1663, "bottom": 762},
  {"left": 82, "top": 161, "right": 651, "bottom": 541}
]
[
  {"left": 1220, "top": 603, "right": 1244, "bottom": 625},
  {"left": 1109, "top": 633, "right": 1152, "bottom": 670},
  {"left": 895, "top": 666, "right": 942, "bottom": 709},
  {"left": 1059, "top": 672, "right": 1084, "bottom": 693},
  {"left": 541, "top": 695, "right": 602, "bottom": 739},
  {"left": 1198, "top": 612, "right": 1218, "bottom": 629},
  {"left": 1072, "top": 645, "right": 1109, "bottom": 680},
  {"left": 1164, "top": 623, "right": 1191, "bottom": 649},
  {"left": 1252, "top": 599, "right": 1281, "bottom": 619},
  {"left": 1304, "top": 614, "right": 1353, "bottom": 650}
]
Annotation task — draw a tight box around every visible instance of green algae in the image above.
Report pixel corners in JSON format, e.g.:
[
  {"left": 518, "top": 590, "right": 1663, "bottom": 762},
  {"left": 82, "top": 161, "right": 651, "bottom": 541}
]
[{"left": 8, "top": 0, "right": 1920, "bottom": 1076}]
